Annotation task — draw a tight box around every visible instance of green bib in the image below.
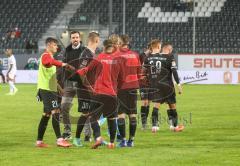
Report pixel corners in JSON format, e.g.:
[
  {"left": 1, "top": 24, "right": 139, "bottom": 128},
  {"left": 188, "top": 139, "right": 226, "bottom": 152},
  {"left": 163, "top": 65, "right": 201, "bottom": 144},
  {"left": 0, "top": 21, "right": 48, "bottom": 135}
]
[{"left": 37, "top": 55, "right": 57, "bottom": 92}]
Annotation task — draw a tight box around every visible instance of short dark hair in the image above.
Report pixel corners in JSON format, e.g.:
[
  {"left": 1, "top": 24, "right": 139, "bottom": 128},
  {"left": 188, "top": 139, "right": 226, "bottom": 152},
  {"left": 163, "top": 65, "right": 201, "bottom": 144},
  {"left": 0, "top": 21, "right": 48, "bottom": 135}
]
[
  {"left": 88, "top": 31, "right": 100, "bottom": 42},
  {"left": 120, "top": 34, "right": 131, "bottom": 46},
  {"left": 103, "top": 39, "right": 113, "bottom": 48},
  {"left": 45, "top": 37, "right": 58, "bottom": 45},
  {"left": 162, "top": 42, "right": 173, "bottom": 48},
  {"left": 70, "top": 31, "right": 80, "bottom": 38}
]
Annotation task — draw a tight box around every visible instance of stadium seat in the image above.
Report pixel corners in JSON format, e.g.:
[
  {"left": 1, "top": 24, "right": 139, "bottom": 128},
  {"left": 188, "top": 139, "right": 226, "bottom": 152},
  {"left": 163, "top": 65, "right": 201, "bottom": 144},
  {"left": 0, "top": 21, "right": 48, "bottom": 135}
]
[{"left": 66, "top": 0, "right": 240, "bottom": 54}]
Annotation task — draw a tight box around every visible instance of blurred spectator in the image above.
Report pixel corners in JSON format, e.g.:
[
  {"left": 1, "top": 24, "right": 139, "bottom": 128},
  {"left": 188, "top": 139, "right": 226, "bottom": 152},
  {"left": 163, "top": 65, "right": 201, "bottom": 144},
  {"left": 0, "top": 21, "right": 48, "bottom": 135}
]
[
  {"left": 32, "top": 40, "right": 38, "bottom": 53},
  {"left": 15, "top": 27, "right": 21, "bottom": 38},
  {"left": 4, "top": 28, "right": 21, "bottom": 40},
  {"left": 25, "top": 39, "right": 39, "bottom": 54},
  {"left": 24, "top": 60, "right": 38, "bottom": 70},
  {"left": 0, "top": 60, "right": 6, "bottom": 83},
  {"left": 174, "top": 1, "right": 187, "bottom": 11}
]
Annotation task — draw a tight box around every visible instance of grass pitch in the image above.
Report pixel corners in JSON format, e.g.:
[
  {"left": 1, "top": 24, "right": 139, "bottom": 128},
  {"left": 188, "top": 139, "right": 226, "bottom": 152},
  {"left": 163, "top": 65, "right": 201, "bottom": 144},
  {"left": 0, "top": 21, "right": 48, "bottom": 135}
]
[{"left": 0, "top": 84, "right": 239, "bottom": 166}]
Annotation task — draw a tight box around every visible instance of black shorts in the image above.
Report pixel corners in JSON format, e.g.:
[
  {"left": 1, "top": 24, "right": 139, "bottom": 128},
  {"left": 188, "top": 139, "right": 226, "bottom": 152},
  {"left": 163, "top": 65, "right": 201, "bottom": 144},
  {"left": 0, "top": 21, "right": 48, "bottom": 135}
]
[
  {"left": 118, "top": 89, "right": 138, "bottom": 115},
  {"left": 140, "top": 87, "right": 160, "bottom": 101},
  {"left": 90, "top": 94, "right": 118, "bottom": 120},
  {"left": 139, "top": 87, "right": 150, "bottom": 100},
  {"left": 37, "top": 89, "right": 59, "bottom": 113},
  {"left": 77, "top": 88, "right": 92, "bottom": 113},
  {"left": 149, "top": 84, "right": 176, "bottom": 104}
]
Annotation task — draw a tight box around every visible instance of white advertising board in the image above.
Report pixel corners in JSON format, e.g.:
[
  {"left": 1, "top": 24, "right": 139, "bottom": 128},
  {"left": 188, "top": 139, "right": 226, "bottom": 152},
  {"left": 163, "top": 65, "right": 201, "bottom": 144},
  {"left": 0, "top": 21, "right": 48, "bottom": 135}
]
[
  {"left": 1, "top": 70, "right": 239, "bottom": 85},
  {"left": 178, "top": 54, "right": 240, "bottom": 71},
  {"left": 178, "top": 70, "right": 240, "bottom": 84},
  {"left": 1, "top": 70, "right": 38, "bottom": 83}
]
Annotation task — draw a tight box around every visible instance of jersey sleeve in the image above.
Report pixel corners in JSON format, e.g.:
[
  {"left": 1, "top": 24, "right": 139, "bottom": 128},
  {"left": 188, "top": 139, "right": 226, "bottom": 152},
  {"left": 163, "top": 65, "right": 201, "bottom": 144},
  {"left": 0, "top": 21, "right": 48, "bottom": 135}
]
[
  {"left": 170, "top": 55, "right": 180, "bottom": 84},
  {"left": 170, "top": 54, "right": 177, "bottom": 69},
  {"left": 79, "top": 49, "right": 94, "bottom": 69},
  {"left": 42, "top": 53, "right": 63, "bottom": 67}
]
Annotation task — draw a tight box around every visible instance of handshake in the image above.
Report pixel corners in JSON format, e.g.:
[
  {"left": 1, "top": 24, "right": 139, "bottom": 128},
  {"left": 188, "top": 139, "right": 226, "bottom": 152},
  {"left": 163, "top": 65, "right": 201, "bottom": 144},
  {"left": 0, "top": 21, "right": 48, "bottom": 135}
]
[{"left": 62, "top": 63, "right": 76, "bottom": 71}]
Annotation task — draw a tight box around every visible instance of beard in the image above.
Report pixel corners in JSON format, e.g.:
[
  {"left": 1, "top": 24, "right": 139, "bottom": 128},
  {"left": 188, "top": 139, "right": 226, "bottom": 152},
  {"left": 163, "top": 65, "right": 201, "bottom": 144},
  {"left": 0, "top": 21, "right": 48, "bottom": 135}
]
[{"left": 72, "top": 41, "right": 79, "bottom": 46}]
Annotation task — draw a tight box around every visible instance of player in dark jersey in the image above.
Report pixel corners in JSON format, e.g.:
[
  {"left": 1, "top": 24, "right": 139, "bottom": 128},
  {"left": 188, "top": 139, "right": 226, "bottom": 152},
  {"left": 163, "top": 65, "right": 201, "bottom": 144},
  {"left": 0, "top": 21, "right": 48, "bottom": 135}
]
[
  {"left": 71, "top": 31, "right": 101, "bottom": 147},
  {"left": 139, "top": 42, "right": 152, "bottom": 130},
  {"left": 76, "top": 39, "right": 123, "bottom": 149},
  {"left": 117, "top": 35, "right": 142, "bottom": 147},
  {"left": 144, "top": 40, "right": 184, "bottom": 133}
]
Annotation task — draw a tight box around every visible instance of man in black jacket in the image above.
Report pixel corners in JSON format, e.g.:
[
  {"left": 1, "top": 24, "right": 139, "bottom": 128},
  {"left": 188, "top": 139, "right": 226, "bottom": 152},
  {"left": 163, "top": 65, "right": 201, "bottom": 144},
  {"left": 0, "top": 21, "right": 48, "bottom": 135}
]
[{"left": 61, "top": 31, "right": 91, "bottom": 140}]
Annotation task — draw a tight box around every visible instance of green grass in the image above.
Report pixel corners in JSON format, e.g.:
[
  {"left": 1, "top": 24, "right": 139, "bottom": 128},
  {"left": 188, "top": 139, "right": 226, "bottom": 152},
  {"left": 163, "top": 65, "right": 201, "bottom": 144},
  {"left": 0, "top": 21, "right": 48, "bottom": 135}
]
[{"left": 0, "top": 84, "right": 240, "bottom": 166}]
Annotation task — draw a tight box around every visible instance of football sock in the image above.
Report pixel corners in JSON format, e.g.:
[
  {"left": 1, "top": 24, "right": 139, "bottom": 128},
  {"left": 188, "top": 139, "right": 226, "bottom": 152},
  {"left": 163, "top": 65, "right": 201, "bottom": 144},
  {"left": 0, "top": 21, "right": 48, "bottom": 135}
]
[
  {"left": 108, "top": 119, "right": 117, "bottom": 143},
  {"left": 91, "top": 121, "right": 101, "bottom": 140},
  {"left": 167, "top": 109, "right": 178, "bottom": 127},
  {"left": 129, "top": 117, "right": 137, "bottom": 140},
  {"left": 141, "top": 106, "right": 149, "bottom": 125},
  {"left": 9, "top": 81, "right": 15, "bottom": 93},
  {"left": 37, "top": 115, "right": 50, "bottom": 140},
  {"left": 52, "top": 113, "right": 61, "bottom": 139},
  {"left": 152, "top": 107, "right": 159, "bottom": 127},
  {"left": 76, "top": 115, "right": 88, "bottom": 138},
  {"left": 146, "top": 105, "right": 150, "bottom": 119},
  {"left": 117, "top": 118, "right": 126, "bottom": 139}
]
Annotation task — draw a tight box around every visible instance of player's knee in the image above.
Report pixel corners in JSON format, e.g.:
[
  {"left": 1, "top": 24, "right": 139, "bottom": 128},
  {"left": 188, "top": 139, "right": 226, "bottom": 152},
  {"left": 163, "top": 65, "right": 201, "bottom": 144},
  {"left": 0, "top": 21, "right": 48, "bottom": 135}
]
[
  {"left": 153, "top": 102, "right": 160, "bottom": 109},
  {"left": 169, "top": 104, "right": 176, "bottom": 109},
  {"left": 108, "top": 117, "right": 117, "bottom": 121},
  {"left": 42, "top": 113, "right": 51, "bottom": 117},
  {"left": 129, "top": 114, "right": 136, "bottom": 118},
  {"left": 51, "top": 109, "right": 60, "bottom": 115},
  {"left": 82, "top": 113, "right": 89, "bottom": 117},
  {"left": 118, "top": 113, "right": 126, "bottom": 119},
  {"left": 142, "top": 100, "right": 149, "bottom": 106}
]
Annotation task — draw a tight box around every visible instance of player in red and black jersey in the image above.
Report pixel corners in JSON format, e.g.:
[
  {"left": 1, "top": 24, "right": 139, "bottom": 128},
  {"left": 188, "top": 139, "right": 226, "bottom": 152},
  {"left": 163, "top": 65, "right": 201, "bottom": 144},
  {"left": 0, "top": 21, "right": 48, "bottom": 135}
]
[
  {"left": 117, "top": 35, "right": 142, "bottom": 147},
  {"left": 76, "top": 39, "right": 123, "bottom": 149},
  {"left": 144, "top": 40, "right": 184, "bottom": 132}
]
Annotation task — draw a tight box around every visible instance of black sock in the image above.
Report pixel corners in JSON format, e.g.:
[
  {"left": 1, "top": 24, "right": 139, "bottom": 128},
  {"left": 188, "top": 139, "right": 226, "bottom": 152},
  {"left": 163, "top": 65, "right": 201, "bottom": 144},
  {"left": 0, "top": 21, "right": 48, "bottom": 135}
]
[
  {"left": 117, "top": 118, "right": 126, "bottom": 139},
  {"left": 76, "top": 115, "right": 88, "bottom": 139},
  {"left": 129, "top": 117, "right": 137, "bottom": 141},
  {"left": 52, "top": 113, "right": 61, "bottom": 139},
  {"left": 91, "top": 121, "right": 101, "bottom": 140},
  {"left": 37, "top": 115, "right": 50, "bottom": 140},
  {"left": 152, "top": 107, "right": 159, "bottom": 127},
  {"left": 167, "top": 109, "right": 178, "bottom": 127},
  {"left": 146, "top": 106, "right": 149, "bottom": 119},
  {"left": 141, "top": 106, "right": 149, "bottom": 125},
  {"left": 108, "top": 119, "right": 117, "bottom": 143}
]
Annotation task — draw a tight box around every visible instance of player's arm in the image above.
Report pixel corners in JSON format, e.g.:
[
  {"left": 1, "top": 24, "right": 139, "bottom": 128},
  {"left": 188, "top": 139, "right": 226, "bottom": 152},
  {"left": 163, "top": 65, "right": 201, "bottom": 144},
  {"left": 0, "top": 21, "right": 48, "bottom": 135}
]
[
  {"left": 76, "top": 57, "right": 100, "bottom": 91},
  {"left": 171, "top": 59, "right": 182, "bottom": 94},
  {"left": 79, "top": 49, "right": 94, "bottom": 68},
  {"left": 7, "top": 64, "right": 13, "bottom": 75},
  {"left": 139, "top": 57, "right": 150, "bottom": 86},
  {"left": 42, "top": 53, "right": 64, "bottom": 67},
  {"left": 6, "top": 64, "right": 13, "bottom": 81},
  {"left": 42, "top": 53, "right": 75, "bottom": 70}
]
